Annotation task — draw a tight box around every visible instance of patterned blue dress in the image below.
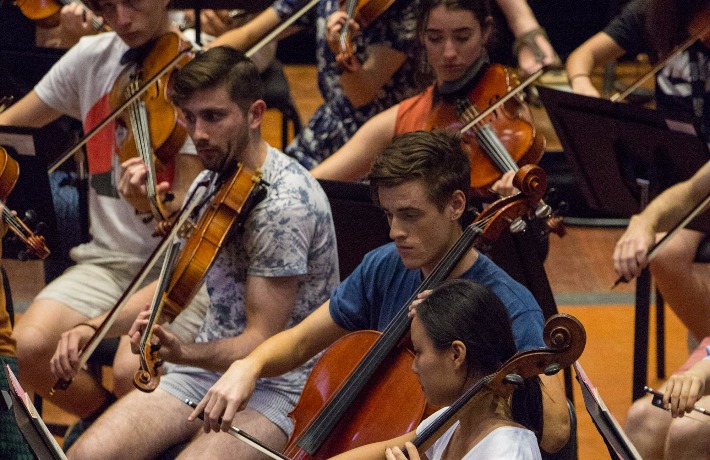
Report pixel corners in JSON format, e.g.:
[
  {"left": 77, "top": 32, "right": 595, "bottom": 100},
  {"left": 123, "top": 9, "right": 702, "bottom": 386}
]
[{"left": 273, "top": 0, "right": 424, "bottom": 169}]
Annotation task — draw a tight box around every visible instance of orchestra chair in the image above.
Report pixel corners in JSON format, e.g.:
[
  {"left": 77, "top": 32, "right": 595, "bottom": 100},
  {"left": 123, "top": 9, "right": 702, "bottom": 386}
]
[{"left": 261, "top": 59, "right": 302, "bottom": 150}]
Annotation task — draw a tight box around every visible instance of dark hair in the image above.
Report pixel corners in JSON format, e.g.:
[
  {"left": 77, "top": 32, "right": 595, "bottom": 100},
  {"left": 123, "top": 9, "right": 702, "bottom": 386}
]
[
  {"left": 415, "top": 0, "right": 493, "bottom": 87},
  {"left": 367, "top": 130, "right": 470, "bottom": 212},
  {"left": 417, "top": 278, "right": 543, "bottom": 438},
  {"left": 170, "top": 46, "right": 264, "bottom": 111},
  {"left": 647, "top": 0, "right": 708, "bottom": 57}
]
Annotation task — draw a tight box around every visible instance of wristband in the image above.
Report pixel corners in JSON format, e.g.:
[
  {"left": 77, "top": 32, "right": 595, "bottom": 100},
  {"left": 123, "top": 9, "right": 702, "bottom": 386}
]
[
  {"left": 76, "top": 322, "right": 98, "bottom": 332},
  {"left": 568, "top": 73, "right": 591, "bottom": 84}
]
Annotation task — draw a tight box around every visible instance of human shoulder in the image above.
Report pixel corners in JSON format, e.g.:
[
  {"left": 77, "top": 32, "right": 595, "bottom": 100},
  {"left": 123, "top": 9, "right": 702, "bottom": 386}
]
[
  {"left": 603, "top": 0, "right": 650, "bottom": 56},
  {"left": 467, "top": 426, "right": 541, "bottom": 459}
]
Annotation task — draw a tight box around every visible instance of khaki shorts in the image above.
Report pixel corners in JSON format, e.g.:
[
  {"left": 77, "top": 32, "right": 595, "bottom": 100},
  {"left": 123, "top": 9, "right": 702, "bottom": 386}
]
[{"left": 35, "top": 242, "right": 209, "bottom": 343}]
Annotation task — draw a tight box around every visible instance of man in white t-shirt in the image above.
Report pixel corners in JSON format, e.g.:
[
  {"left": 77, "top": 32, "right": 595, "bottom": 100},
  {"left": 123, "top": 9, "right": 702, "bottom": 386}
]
[{"left": 0, "top": 0, "right": 206, "bottom": 427}]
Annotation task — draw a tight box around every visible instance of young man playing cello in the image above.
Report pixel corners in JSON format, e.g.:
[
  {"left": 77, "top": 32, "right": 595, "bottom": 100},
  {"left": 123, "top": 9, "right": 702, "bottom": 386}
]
[
  {"left": 0, "top": 0, "right": 207, "bottom": 440},
  {"left": 191, "top": 129, "right": 571, "bottom": 455},
  {"left": 64, "top": 46, "right": 339, "bottom": 460}
]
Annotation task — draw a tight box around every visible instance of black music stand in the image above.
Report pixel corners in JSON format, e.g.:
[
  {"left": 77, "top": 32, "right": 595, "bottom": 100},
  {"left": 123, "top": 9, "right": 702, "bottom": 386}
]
[
  {"left": 2, "top": 363, "right": 68, "bottom": 460},
  {"left": 538, "top": 86, "right": 710, "bottom": 402},
  {"left": 574, "top": 361, "right": 642, "bottom": 460}
]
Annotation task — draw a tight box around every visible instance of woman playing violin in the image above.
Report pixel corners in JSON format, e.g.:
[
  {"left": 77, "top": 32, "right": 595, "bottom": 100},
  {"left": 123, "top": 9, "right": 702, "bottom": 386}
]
[
  {"left": 210, "top": 0, "right": 553, "bottom": 171},
  {"left": 329, "top": 279, "right": 542, "bottom": 460},
  {"left": 311, "top": 0, "right": 523, "bottom": 197},
  {"left": 0, "top": 0, "right": 207, "bottom": 440}
]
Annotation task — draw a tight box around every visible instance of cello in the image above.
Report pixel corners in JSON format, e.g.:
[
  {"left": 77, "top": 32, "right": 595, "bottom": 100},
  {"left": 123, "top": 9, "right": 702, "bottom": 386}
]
[{"left": 280, "top": 165, "right": 548, "bottom": 459}]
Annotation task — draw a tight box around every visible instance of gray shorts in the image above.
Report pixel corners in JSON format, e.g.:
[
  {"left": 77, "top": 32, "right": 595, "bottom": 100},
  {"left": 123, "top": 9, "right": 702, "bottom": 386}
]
[
  {"left": 159, "top": 363, "right": 302, "bottom": 436},
  {"left": 35, "top": 242, "right": 209, "bottom": 343}
]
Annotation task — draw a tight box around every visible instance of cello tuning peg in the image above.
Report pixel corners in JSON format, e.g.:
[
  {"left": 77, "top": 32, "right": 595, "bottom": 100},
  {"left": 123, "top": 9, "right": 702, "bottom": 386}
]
[
  {"left": 509, "top": 217, "right": 527, "bottom": 233},
  {"left": 535, "top": 203, "right": 552, "bottom": 219},
  {"left": 543, "top": 363, "right": 562, "bottom": 376},
  {"left": 504, "top": 373, "right": 524, "bottom": 385},
  {"left": 558, "top": 201, "right": 570, "bottom": 215},
  {"left": 35, "top": 222, "right": 47, "bottom": 235},
  {"left": 17, "top": 250, "right": 29, "bottom": 262}
]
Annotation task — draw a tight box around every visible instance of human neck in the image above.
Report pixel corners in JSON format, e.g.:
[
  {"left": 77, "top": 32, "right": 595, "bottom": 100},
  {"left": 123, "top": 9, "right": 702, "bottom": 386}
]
[
  {"left": 442, "top": 389, "right": 516, "bottom": 459},
  {"left": 420, "top": 225, "right": 479, "bottom": 279}
]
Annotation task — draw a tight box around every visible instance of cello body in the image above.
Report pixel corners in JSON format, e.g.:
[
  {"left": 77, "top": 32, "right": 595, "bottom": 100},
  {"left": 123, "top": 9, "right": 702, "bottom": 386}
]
[{"left": 284, "top": 330, "right": 427, "bottom": 459}]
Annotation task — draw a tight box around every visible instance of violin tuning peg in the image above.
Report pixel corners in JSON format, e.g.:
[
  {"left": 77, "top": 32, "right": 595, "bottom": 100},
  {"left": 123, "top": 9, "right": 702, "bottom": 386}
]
[{"left": 24, "top": 209, "right": 37, "bottom": 224}]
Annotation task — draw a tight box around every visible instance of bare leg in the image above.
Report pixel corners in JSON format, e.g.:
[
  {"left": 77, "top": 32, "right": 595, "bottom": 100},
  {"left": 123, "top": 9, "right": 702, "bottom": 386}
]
[
  {"left": 665, "top": 394, "right": 710, "bottom": 459},
  {"left": 624, "top": 393, "right": 671, "bottom": 460},
  {"left": 650, "top": 230, "right": 710, "bottom": 339},
  {"left": 12, "top": 299, "right": 107, "bottom": 418},
  {"left": 178, "top": 407, "right": 288, "bottom": 460},
  {"left": 111, "top": 336, "right": 140, "bottom": 397},
  {"left": 67, "top": 388, "right": 198, "bottom": 460}
]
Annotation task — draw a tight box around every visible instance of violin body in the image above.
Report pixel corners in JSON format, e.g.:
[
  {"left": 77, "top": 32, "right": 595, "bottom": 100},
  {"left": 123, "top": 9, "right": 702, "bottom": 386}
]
[
  {"left": 427, "top": 64, "right": 545, "bottom": 189},
  {"left": 0, "top": 147, "right": 50, "bottom": 259},
  {"left": 335, "top": 0, "right": 396, "bottom": 71},
  {"left": 109, "top": 32, "right": 192, "bottom": 182},
  {"left": 15, "top": 0, "right": 61, "bottom": 27},
  {"left": 284, "top": 330, "right": 427, "bottom": 459}
]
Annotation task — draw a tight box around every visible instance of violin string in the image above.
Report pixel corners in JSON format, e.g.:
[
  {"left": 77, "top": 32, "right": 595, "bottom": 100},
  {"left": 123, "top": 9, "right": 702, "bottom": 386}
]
[{"left": 460, "top": 101, "right": 518, "bottom": 173}]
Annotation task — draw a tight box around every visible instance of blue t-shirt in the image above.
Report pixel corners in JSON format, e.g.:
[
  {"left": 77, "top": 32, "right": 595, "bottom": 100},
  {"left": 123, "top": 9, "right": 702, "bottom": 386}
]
[{"left": 329, "top": 243, "right": 545, "bottom": 351}]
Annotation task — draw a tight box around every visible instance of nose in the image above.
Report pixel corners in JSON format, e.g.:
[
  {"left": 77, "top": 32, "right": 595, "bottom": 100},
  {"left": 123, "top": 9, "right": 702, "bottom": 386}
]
[
  {"left": 190, "top": 118, "right": 209, "bottom": 143},
  {"left": 113, "top": 3, "right": 133, "bottom": 28},
  {"left": 388, "top": 217, "right": 406, "bottom": 241},
  {"left": 442, "top": 38, "right": 457, "bottom": 60}
]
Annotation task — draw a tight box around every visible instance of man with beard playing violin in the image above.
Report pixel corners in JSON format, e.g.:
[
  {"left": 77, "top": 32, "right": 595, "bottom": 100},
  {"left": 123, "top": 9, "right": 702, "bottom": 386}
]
[
  {"left": 0, "top": 0, "right": 208, "bottom": 443},
  {"left": 191, "top": 129, "right": 571, "bottom": 455},
  {"left": 65, "top": 46, "right": 339, "bottom": 460}
]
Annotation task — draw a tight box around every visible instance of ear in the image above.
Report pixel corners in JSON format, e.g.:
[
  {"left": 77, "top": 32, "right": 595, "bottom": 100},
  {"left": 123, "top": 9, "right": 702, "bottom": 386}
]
[
  {"left": 449, "top": 340, "right": 467, "bottom": 370},
  {"left": 448, "top": 189, "right": 467, "bottom": 221},
  {"left": 482, "top": 16, "right": 494, "bottom": 44},
  {"left": 249, "top": 100, "right": 267, "bottom": 129}
]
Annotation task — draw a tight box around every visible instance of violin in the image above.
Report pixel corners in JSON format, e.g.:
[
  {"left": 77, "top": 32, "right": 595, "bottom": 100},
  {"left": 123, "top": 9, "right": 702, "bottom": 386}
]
[
  {"left": 427, "top": 64, "right": 545, "bottom": 190},
  {"left": 408, "top": 313, "right": 586, "bottom": 454},
  {"left": 50, "top": 177, "right": 213, "bottom": 394},
  {"left": 280, "top": 165, "right": 548, "bottom": 459},
  {"left": 15, "top": 0, "right": 109, "bottom": 31},
  {"left": 0, "top": 147, "right": 50, "bottom": 260},
  {"left": 134, "top": 164, "right": 266, "bottom": 392},
  {"left": 335, "top": 0, "right": 395, "bottom": 72},
  {"left": 109, "top": 32, "right": 194, "bottom": 222}
]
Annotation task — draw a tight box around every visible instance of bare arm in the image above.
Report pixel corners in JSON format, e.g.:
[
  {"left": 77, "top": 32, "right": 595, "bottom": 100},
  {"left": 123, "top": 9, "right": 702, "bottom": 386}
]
[
  {"left": 539, "top": 373, "right": 570, "bottom": 453},
  {"left": 311, "top": 105, "right": 398, "bottom": 180},
  {"left": 208, "top": 7, "right": 298, "bottom": 50},
  {"left": 0, "top": 91, "right": 63, "bottom": 128},
  {"left": 150, "top": 274, "right": 303, "bottom": 371},
  {"left": 328, "top": 431, "right": 417, "bottom": 460},
  {"left": 189, "top": 300, "right": 349, "bottom": 431},
  {"left": 613, "top": 159, "right": 710, "bottom": 280},
  {"left": 495, "top": 0, "right": 558, "bottom": 74},
  {"left": 566, "top": 32, "right": 626, "bottom": 97},
  {"left": 50, "top": 280, "right": 158, "bottom": 382}
]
